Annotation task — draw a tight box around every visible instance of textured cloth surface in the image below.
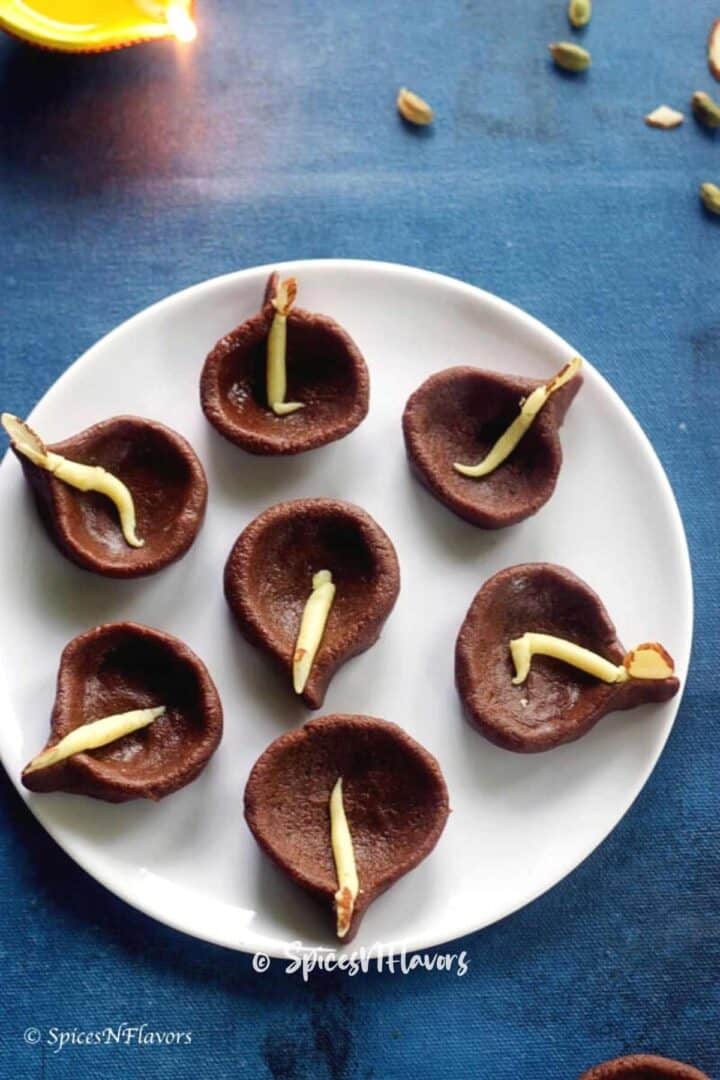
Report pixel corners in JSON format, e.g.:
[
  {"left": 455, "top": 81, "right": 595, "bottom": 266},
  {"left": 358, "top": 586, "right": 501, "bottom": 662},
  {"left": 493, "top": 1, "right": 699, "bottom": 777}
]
[{"left": 0, "top": 1, "right": 718, "bottom": 1077}]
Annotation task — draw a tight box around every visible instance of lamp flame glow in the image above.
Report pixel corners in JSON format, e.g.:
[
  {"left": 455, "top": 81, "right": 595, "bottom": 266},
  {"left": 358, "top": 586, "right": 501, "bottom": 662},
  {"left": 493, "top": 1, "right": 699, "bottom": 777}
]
[{"left": 167, "top": 2, "right": 197, "bottom": 42}]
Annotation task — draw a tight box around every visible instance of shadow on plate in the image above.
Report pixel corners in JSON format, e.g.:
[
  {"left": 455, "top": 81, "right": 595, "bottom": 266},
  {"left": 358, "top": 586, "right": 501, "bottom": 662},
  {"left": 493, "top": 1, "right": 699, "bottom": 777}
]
[{"left": 404, "top": 467, "right": 518, "bottom": 563}]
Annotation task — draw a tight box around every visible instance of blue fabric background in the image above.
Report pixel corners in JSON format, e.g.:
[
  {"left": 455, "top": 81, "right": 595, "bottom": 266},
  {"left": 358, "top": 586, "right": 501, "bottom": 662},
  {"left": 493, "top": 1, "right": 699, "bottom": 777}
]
[{"left": 1, "top": 1, "right": 718, "bottom": 1076}]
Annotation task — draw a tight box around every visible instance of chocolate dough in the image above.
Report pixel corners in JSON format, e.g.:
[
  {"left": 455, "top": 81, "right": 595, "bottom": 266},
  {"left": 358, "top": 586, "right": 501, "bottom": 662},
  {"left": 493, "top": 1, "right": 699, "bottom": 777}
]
[
  {"left": 14, "top": 415, "right": 207, "bottom": 578},
  {"left": 224, "top": 498, "right": 400, "bottom": 709},
  {"left": 578, "top": 1055, "right": 711, "bottom": 1080},
  {"left": 456, "top": 563, "right": 679, "bottom": 752},
  {"left": 402, "top": 365, "right": 581, "bottom": 528},
  {"left": 200, "top": 272, "right": 369, "bottom": 455},
  {"left": 22, "top": 622, "right": 223, "bottom": 802},
  {"left": 244, "top": 714, "right": 450, "bottom": 941}
]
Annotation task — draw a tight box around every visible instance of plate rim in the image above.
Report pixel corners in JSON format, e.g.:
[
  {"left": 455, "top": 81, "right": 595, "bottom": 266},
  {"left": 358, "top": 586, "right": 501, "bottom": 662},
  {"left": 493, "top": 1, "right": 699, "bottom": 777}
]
[{"left": 0, "top": 258, "right": 694, "bottom": 957}]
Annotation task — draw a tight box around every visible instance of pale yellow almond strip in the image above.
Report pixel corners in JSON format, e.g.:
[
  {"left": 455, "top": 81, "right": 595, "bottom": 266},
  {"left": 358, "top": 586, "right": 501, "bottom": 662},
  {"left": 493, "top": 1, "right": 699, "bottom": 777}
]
[
  {"left": 24, "top": 706, "right": 165, "bottom": 774},
  {"left": 292, "top": 570, "right": 336, "bottom": 694},
  {"left": 2, "top": 413, "right": 144, "bottom": 548},
  {"left": 453, "top": 356, "right": 582, "bottom": 479},
  {"left": 510, "top": 633, "right": 674, "bottom": 686},
  {"left": 266, "top": 277, "right": 304, "bottom": 417},
  {"left": 329, "top": 777, "right": 359, "bottom": 939}
]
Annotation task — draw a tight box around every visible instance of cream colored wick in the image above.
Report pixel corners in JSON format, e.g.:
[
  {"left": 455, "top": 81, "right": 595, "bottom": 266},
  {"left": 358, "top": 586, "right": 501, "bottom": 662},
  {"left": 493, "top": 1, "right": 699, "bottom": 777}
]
[
  {"left": 2, "top": 413, "right": 144, "bottom": 548},
  {"left": 453, "top": 356, "right": 582, "bottom": 478},
  {"left": 293, "top": 570, "right": 336, "bottom": 694},
  {"left": 509, "top": 633, "right": 675, "bottom": 686},
  {"left": 266, "top": 277, "right": 304, "bottom": 416},
  {"left": 24, "top": 707, "right": 165, "bottom": 774},
  {"left": 329, "top": 777, "right": 359, "bottom": 939}
]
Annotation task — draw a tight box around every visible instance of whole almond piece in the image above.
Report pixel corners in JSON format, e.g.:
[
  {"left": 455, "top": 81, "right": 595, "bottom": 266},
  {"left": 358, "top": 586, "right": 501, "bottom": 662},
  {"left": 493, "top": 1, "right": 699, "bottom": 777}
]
[
  {"left": 709, "top": 19, "right": 720, "bottom": 81},
  {"left": 549, "top": 42, "right": 591, "bottom": 72},
  {"left": 568, "top": 0, "right": 592, "bottom": 29},
  {"left": 644, "top": 105, "right": 684, "bottom": 129},
  {"left": 700, "top": 182, "right": 720, "bottom": 215},
  {"left": 397, "top": 88, "right": 434, "bottom": 126},
  {"left": 692, "top": 90, "right": 720, "bottom": 129}
]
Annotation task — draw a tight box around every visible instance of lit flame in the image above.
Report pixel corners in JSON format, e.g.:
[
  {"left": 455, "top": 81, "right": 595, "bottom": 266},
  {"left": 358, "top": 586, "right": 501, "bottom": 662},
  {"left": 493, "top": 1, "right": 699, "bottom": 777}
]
[{"left": 167, "top": 2, "right": 197, "bottom": 42}]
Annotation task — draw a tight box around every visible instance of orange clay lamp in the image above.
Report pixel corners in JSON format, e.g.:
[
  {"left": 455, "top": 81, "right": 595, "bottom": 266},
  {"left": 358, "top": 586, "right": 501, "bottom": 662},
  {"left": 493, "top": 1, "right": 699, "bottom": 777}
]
[{"left": 0, "top": 0, "right": 196, "bottom": 52}]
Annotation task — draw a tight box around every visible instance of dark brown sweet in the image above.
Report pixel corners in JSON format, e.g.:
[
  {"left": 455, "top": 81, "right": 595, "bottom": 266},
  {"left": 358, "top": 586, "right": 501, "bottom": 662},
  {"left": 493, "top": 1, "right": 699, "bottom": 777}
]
[
  {"left": 245, "top": 714, "right": 450, "bottom": 942},
  {"left": 22, "top": 622, "right": 223, "bottom": 802},
  {"left": 224, "top": 498, "right": 400, "bottom": 709},
  {"left": 456, "top": 563, "right": 680, "bottom": 752},
  {"left": 200, "top": 271, "right": 370, "bottom": 455},
  {"left": 578, "top": 1055, "right": 711, "bottom": 1080},
  {"left": 12, "top": 415, "right": 207, "bottom": 578},
  {"left": 402, "top": 365, "right": 581, "bottom": 528}
]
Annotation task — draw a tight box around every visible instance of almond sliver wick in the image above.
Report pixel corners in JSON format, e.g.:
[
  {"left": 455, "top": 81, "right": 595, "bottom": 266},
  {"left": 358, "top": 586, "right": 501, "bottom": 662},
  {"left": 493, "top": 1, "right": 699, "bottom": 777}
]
[
  {"left": 293, "top": 570, "right": 336, "bottom": 694},
  {"left": 329, "top": 777, "right": 359, "bottom": 938},
  {"left": 2, "top": 413, "right": 144, "bottom": 548},
  {"left": 510, "top": 632, "right": 675, "bottom": 685},
  {"left": 24, "top": 706, "right": 165, "bottom": 774},
  {"left": 454, "top": 356, "right": 582, "bottom": 478},
  {"left": 266, "top": 277, "right": 304, "bottom": 416}
]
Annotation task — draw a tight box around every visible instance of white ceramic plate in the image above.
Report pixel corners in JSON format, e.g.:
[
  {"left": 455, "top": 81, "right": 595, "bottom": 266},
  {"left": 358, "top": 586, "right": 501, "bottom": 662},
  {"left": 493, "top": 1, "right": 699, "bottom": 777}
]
[{"left": 0, "top": 261, "right": 692, "bottom": 958}]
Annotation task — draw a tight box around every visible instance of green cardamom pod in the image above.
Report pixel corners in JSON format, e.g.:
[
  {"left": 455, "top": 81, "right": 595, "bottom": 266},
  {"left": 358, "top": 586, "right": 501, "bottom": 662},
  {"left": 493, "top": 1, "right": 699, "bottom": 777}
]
[
  {"left": 692, "top": 91, "right": 720, "bottom": 130},
  {"left": 568, "top": 0, "right": 592, "bottom": 29},
  {"left": 700, "top": 183, "right": 720, "bottom": 215},
  {"left": 549, "top": 42, "right": 591, "bottom": 72}
]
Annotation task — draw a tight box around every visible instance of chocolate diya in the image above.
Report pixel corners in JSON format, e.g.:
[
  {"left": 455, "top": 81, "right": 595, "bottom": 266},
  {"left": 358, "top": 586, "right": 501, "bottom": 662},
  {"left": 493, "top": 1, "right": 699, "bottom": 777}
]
[
  {"left": 2, "top": 414, "right": 207, "bottom": 579},
  {"left": 402, "top": 358, "right": 582, "bottom": 528},
  {"left": 22, "top": 622, "right": 223, "bottom": 802},
  {"left": 245, "top": 714, "right": 450, "bottom": 941},
  {"left": 224, "top": 498, "right": 400, "bottom": 709},
  {"left": 456, "top": 563, "right": 680, "bottom": 752},
  {"left": 200, "top": 271, "right": 369, "bottom": 455},
  {"left": 578, "top": 1055, "right": 711, "bottom": 1080}
]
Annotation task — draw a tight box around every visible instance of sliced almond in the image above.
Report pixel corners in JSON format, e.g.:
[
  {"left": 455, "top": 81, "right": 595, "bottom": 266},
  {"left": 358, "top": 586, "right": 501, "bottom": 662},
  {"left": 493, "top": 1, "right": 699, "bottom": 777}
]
[
  {"left": 644, "top": 105, "right": 684, "bottom": 129},
  {"left": 1, "top": 413, "right": 48, "bottom": 463},
  {"left": 623, "top": 643, "right": 675, "bottom": 680},
  {"left": 270, "top": 277, "right": 297, "bottom": 318}
]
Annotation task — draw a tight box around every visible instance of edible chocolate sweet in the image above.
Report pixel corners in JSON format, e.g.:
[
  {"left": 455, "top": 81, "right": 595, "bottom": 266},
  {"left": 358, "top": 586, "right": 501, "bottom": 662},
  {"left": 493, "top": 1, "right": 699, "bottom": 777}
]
[
  {"left": 456, "top": 563, "right": 680, "bottom": 752},
  {"left": 22, "top": 622, "right": 223, "bottom": 802},
  {"left": 224, "top": 498, "right": 400, "bottom": 709},
  {"left": 402, "top": 364, "right": 581, "bottom": 528},
  {"left": 200, "top": 271, "right": 370, "bottom": 455},
  {"left": 244, "top": 714, "right": 450, "bottom": 942},
  {"left": 578, "top": 1055, "right": 711, "bottom": 1080},
  {"left": 9, "top": 415, "right": 207, "bottom": 578}
]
